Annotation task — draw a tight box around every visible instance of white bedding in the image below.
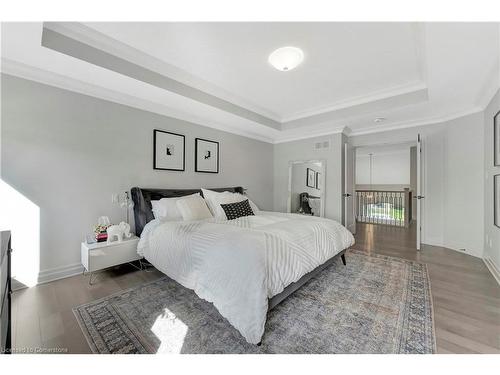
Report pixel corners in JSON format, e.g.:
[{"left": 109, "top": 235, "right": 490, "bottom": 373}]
[{"left": 137, "top": 211, "right": 354, "bottom": 344}]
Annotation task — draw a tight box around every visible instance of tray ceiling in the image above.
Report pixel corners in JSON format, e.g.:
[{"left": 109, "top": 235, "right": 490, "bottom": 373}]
[{"left": 1, "top": 22, "right": 499, "bottom": 143}]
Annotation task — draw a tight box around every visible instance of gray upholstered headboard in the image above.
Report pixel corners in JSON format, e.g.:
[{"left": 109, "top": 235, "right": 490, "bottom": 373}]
[{"left": 131, "top": 186, "right": 244, "bottom": 236}]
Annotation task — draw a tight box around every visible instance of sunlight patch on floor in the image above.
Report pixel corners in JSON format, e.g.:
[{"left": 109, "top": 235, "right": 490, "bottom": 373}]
[{"left": 150, "top": 308, "right": 188, "bottom": 353}]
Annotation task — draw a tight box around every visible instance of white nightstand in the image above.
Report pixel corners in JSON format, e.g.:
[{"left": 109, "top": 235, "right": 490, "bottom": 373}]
[{"left": 81, "top": 236, "right": 142, "bottom": 285}]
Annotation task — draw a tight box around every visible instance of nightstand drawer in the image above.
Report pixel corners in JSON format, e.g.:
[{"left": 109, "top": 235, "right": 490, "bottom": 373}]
[{"left": 81, "top": 237, "right": 140, "bottom": 272}]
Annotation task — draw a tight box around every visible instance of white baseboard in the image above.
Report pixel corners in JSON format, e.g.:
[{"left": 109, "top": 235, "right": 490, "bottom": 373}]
[
  {"left": 422, "top": 238, "right": 482, "bottom": 259},
  {"left": 483, "top": 257, "right": 500, "bottom": 286},
  {"left": 38, "top": 262, "right": 84, "bottom": 284},
  {"left": 12, "top": 262, "right": 84, "bottom": 291},
  {"left": 422, "top": 237, "right": 444, "bottom": 248}
]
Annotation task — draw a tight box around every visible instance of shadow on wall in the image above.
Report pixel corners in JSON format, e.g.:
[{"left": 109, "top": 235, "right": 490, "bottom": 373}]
[{"left": 0, "top": 179, "right": 40, "bottom": 287}]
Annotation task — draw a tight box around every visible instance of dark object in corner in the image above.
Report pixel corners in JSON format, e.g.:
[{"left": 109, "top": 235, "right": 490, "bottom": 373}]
[
  {"left": 1, "top": 231, "right": 12, "bottom": 354},
  {"left": 341, "top": 254, "right": 346, "bottom": 266}
]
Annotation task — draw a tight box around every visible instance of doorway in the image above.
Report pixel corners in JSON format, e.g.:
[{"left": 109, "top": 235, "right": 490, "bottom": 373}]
[{"left": 351, "top": 141, "right": 419, "bottom": 251}]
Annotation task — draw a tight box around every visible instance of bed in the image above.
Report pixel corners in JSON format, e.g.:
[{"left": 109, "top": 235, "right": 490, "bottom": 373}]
[{"left": 131, "top": 186, "right": 354, "bottom": 344}]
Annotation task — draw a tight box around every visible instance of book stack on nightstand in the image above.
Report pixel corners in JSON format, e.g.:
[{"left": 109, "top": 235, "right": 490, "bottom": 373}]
[
  {"left": 93, "top": 224, "right": 110, "bottom": 243},
  {"left": 81, "top": 236, "right": 141, "bottom": 285}
]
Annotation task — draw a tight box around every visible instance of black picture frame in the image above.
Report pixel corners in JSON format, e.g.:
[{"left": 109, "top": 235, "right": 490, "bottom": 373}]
[
  {"left": 315, "top": 172, "right": 322, "bottom": 190},
  {"left": 195, "top": 138, "right": 219, "bottom": 173},
  {"left": 494, "top": 110, "right": 500, "bottom": 166},
  {"left": 495, "top": 174, "right": 500, "bottom": 228},
  {"left": 306, "top": 168, "right": 316, "bottom": 188},
  {"left": 153, "top": 129, "right": 185, "bottom": 171}
]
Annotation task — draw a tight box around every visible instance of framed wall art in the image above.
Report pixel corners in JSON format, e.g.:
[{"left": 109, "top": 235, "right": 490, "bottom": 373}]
[
  {"left": 153, "top": 129, "right": 185, "bottom": 171},
  {"left": 306, "top": 168, "right": 316, "bottom": 188},
  {"left": 195, "top": 138, "right": 219, "bottom": 173},
  {"left": 315, "top": 172, "right": 322, "bottom": 190},
  {"left": 495, "top": 174, "right": 500, "bottom": 228}
]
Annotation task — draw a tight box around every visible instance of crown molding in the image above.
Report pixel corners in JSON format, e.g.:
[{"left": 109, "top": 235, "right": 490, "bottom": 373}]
[
  {"left": 41, "top": 24, "right": 282, "bottom": 131},
  {"left": 44, "top": 22, "right": 283, "bottom": 123},
  {"left": 281, "top": 82, "right": 428, "bottom": 124},
  {"left": 2, "top": 56, "right": 488, "bottom": 146},
  {"left": 2, "top": 58, "right": 485, "bottom": 145},
  {"left": 1, "top": 58, "right": 276, "bottom": 144},
  {"left": 42, "top": 22, "right": 432, "bottom": 132},
  {"left": 273, "top": 126, "right": 347, "bottom": 144},
  {"left": 280, "top": 24, "right": 429, "bottom": 125},
  {"left": 348, "top": 107, "right": 483, "bottom": 137}
]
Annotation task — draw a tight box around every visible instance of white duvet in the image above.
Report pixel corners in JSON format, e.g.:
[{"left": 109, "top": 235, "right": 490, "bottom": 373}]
[{"left": 137, "top": 211, "right": 354, "bottom": 344}]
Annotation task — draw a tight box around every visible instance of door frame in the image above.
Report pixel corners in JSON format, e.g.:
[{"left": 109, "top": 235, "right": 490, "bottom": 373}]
[
  {"left": 343, "top": 142, "right": 356, "bottom": 234},
  {"left": 351, "top": 139, "right": 423, "bottom": 248}
]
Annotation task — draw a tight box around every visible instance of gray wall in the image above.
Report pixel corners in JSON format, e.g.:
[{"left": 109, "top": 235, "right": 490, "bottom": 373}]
[
  {"left": 274, "top": 134, "right": 344, "bottom": 222},
  {"left": 484, "top": 88, "right": 500, "bottom": 272},
  {"left": 1, "top": 75, "right": 274, "bottom": 282}
]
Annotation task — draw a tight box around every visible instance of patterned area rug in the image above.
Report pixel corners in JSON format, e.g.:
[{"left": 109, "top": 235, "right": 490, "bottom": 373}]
[{"left": 73, "top": 251, "right": 436, "bottom": 353}]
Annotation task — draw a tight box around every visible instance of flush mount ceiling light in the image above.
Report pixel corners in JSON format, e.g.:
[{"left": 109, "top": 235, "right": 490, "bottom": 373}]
[
  {"left": 268, "top": 46, "right": 304, "bottom": 71},
  {"left": 374, "top": 117, "right": 386, "bottom": 123}
]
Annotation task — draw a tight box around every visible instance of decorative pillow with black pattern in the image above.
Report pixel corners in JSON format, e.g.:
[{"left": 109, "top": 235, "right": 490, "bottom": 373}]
[{"left": 220, "top": 199, "right": 255, "bottom": 220}]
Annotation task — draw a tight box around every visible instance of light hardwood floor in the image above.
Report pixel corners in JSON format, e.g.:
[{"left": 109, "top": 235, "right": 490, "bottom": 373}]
[
  {"left": 353, "top": 222, "right": 500, "bottom": 354},
  {"left": 11, "top": 223, "right": 500, "bottom": 353}
]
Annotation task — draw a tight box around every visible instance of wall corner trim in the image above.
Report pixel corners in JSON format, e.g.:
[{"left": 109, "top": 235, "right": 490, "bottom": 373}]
[
  {"left": 13, "top": 262, "right": 85, "bottom": 291},
  {"left": 483, "top": 257, "right": 500, "bottom": 286}
]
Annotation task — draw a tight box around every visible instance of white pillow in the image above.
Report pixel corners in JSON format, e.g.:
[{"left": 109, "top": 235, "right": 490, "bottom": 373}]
[
  {"left": 233, "top": 193, "right": 260, "bottom": 213},
  {"left": 151, "top": 193, "right": 200, "bottom": 220},
  {"left": 176, "top": 195, "right": 213, "bottom": 221},
  {"left": 201, "top": 189, "right": 240, "bottom": 219},
  {"left": 201, "top": 189, "right": 259, "bottom": 219}
]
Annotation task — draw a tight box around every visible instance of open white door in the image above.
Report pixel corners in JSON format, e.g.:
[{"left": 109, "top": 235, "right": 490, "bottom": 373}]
[
  {"left": 343, "top": 142, "right": 356, "bottom": 234},
  {"left": 416, "top": 134, "right": 423, "bottom": 250}
]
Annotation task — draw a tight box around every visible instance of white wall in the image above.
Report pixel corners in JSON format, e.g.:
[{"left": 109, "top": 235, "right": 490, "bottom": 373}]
[
  {"left": 1, "top": 75, "right": 274, "bottom": 285},
  {"left": 484, "top": 88, "right": 500, "bottom": 274},
  {"left": 351, "top": 112, "right": 485, "bottom": 258},
  {"left": 442, "top": 112, "right": 485, "bottom": 256},
  {"left": 356, "top": 149, "right": 410, "bottom": 185}
]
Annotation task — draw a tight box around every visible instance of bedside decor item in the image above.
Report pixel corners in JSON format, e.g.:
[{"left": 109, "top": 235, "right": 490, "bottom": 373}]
[
  {"left": 94, "top": 216, "right": 111, "bottom": 242},
  {"left": 153, "top": 129, "right": 185, "bottom": 171},
  {"left": 495, "top": 110, "right": 500, "bottom": 166},
  {"left": 114, "top": 191, "right": 134, "bottom": 224},
  {"left": 106, "top": 222, "right": 132, "bottom": 243},
  {"left": 495, "top": 174, "right": 500, "bottom": 228},
  {"left": 98, "top": 216, "right": 110, "bottom": 226},
  {"left": 306, "top": 168, "right": 316, "bottom": 188},
  {"left": 195, "top": 138, "right": 219, "bottom": 173}
]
